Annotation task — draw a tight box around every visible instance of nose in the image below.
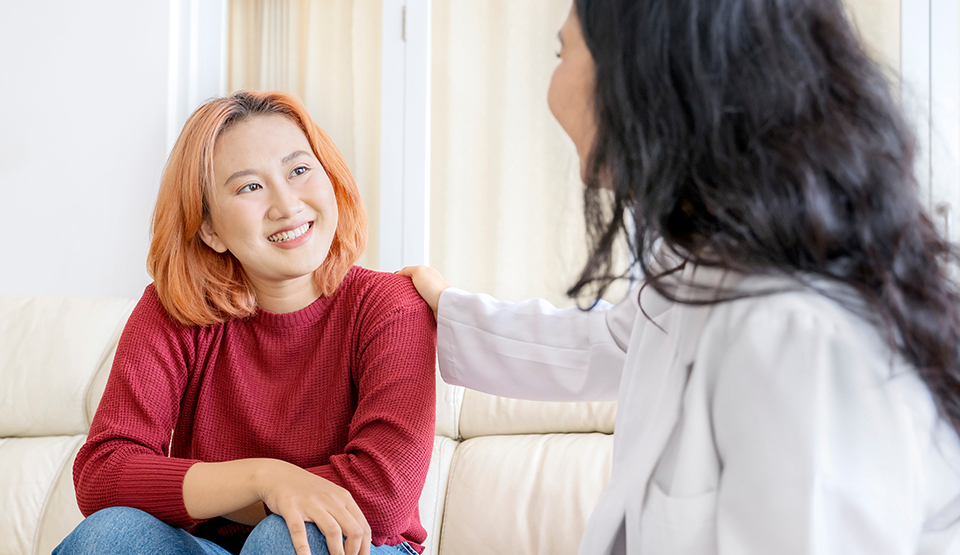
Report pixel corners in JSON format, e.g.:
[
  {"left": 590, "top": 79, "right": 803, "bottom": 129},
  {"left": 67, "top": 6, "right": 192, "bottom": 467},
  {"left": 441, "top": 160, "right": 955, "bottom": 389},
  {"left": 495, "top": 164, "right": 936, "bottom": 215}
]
[{"left": 266, "top": 182, "right": 304, "bottom": 221}]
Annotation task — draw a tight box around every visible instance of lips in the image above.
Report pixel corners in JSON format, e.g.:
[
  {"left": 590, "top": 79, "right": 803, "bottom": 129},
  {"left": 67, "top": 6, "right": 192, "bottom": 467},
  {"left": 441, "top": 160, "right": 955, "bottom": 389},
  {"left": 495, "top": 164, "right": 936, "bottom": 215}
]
[{"left": 268, "top": 222, "right": 313, "bottom": 243}]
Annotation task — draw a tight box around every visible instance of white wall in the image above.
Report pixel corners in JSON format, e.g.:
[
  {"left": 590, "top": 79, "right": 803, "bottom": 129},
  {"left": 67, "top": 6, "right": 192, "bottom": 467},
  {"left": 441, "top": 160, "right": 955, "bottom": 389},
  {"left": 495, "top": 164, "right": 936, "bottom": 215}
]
[{"left": 0, "top": 0, "right": 171, "bottom": 299}]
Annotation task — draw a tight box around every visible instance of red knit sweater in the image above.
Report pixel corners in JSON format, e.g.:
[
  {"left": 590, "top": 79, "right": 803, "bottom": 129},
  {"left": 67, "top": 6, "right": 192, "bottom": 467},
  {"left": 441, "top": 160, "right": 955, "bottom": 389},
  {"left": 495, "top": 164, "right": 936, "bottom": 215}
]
[{"left": 74, "top": 267, "right": 436, "bottom": 553}]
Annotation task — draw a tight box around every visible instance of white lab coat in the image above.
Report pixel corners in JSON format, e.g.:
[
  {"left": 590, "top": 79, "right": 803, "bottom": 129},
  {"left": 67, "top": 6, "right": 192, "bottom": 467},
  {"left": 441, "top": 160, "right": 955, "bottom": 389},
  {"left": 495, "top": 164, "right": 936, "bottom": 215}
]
[{"left": 436, "top": 263, "right": 960, "bottom": 554}]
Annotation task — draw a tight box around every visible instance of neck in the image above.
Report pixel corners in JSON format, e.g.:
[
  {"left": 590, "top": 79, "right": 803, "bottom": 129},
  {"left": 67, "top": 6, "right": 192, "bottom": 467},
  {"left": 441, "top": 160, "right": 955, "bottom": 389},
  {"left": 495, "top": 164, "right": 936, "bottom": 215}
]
[{"left": 248, "top": 275, "right": 322, "bottom": 314}]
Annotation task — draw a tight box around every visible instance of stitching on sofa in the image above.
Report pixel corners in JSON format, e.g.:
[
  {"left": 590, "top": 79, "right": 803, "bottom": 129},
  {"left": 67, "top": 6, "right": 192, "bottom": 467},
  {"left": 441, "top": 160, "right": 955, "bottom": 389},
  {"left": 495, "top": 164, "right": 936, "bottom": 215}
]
[
  {"left": 453, "top": 387, "right": 464, "bottom": 442},
  {"left": 81, "top": 300, "right": 137, "bottom": 427},
  {"left": 435, "top": 438, "right": 462, "bottom": 554},
  {"left": 32, "top": 436, "right": 84, "bottom": 555},
  {"left": 431, "top": 440, "right": 447, "bottom": 546}
]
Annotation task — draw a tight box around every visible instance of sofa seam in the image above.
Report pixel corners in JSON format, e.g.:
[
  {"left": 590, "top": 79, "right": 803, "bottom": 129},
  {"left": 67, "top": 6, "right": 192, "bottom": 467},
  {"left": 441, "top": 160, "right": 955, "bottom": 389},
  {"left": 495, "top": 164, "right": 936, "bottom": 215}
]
[
  {"left": 81, "top": 300, "right": 136, "bottom": 427},
  {"left": 453, "top": 387, "right": 464, "bottom": 442},
  {"left": 430, "top": 438, "right": 448, "bottom": 548},
  {"left": 31, "top": 435, "right": 84, "bottom": 555},
  {"left": 435, "top": 438, "right": 463, "bottom": 554}
]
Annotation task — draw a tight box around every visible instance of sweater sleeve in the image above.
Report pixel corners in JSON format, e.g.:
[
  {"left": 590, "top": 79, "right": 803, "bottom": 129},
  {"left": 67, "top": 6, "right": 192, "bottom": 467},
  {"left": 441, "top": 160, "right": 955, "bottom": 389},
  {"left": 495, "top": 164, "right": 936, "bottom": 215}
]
[
  {"left": 73, "top": 286, "right": 202, "bottom": 529},
  {"left": 307, "top": 276, "right": 436, "bottom": 546}
]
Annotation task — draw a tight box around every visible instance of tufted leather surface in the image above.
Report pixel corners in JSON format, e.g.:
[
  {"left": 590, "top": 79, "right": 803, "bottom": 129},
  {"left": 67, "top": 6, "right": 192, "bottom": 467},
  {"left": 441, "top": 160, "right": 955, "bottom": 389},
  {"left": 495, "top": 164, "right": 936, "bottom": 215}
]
[
  {"left": 438, "top": 433, "right": 614, "bottom": 555},
  {"left": 458, "top": 389, "right": 616, "bottom": 439},
  {"left": 0, "top": 296, "right": 135, "bottom": 437},
  {"left": 0, "top": 435, "right": 85, "bottom": 555}
]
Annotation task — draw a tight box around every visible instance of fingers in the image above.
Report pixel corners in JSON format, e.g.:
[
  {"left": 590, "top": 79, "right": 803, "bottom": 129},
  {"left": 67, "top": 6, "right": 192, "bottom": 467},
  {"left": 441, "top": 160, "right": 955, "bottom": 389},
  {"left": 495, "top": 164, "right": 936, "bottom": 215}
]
[
  {"left": 310, "top": 509, "right": 347, "bottom": 555},
  {"left": 342, "top": 499, "right": 372, "bottom": 555},
  {"left": 395, "top": 266, "right": 449, "bottom": 319},
  {"left": 259, "top": 462, "right": 370, "bottom": 555},
  {"left": 284, "top": 503, "right": 367, "bottom": 555},
  {"left": 310, "top": 507, "right": 372, "bottom": 555},
  {"left": 285, "top": 515, "right": 313, "bottom": 555},
  {"left": 325, "top": 498, "right": 369, "bottom": 555}
]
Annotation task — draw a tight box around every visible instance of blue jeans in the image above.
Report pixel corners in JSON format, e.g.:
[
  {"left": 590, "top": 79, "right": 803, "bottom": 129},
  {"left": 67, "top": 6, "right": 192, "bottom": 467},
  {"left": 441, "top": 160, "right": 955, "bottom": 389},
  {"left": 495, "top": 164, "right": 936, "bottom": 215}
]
[{"left": 53, "top": 507, "right": 418, "bottom": 555}]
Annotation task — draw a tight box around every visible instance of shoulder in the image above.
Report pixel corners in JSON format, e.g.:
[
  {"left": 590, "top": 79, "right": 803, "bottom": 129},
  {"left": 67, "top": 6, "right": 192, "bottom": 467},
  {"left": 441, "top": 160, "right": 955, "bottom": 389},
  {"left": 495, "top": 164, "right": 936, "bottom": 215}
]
[
  {"left": 702, "top": 276, "right": 878, "bottom": 349},
  {"left": 111, "top": 285, "right": 202, "bottom": 374},
  {"left": 122, "top": 284, "right": 198, "bottom": 343},
  {"left": 338, "top": 266, "right": 433, "bottom": 322},
  {"left": 128, "top": 284, "right": 189, "bottom": 330},
  {"left": 691, "top": 277, "right": 904, "bottom": 398}
]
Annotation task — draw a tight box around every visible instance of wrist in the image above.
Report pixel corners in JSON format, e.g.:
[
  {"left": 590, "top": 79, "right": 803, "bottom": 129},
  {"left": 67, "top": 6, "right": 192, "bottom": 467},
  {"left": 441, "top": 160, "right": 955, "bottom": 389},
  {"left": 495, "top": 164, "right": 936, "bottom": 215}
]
[{"left": 250, "top": 458, "right": 279, "bottom": 502}]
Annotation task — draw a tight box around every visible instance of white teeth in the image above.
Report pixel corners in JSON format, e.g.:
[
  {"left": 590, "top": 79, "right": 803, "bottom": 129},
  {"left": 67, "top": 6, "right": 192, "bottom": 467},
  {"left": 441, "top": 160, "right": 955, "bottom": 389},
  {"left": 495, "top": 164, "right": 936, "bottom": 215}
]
[{"left": 269, "top": 222, "right": 311, "bottom": 242}]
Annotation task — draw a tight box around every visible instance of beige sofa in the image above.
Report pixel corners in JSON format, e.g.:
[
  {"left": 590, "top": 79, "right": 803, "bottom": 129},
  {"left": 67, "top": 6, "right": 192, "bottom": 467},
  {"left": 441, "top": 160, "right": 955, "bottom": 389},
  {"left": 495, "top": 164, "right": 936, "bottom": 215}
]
[{"left": 0, "top": 294, "right": 615, "bottom": 555}]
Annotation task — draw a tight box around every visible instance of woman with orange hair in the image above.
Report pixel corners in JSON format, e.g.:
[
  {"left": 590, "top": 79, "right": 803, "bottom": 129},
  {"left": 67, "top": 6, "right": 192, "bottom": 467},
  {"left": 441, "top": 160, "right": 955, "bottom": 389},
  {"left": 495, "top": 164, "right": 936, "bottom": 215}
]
[{"left": 54, "top": 91, "right": 435, "bottom": 555}]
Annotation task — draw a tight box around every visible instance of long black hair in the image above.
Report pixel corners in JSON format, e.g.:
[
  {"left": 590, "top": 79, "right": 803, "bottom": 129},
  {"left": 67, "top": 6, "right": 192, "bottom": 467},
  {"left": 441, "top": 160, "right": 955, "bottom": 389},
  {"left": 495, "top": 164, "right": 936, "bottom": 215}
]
[{"left": 568, "top": 0, "right": 960, "bottom": 432}]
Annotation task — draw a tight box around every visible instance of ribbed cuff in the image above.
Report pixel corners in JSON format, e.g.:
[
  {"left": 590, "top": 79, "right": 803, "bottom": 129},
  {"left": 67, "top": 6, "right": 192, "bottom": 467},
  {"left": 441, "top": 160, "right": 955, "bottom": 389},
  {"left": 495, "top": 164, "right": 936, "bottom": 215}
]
[{"left": 118, "top": 454, "right": 201, "bottom": 529}]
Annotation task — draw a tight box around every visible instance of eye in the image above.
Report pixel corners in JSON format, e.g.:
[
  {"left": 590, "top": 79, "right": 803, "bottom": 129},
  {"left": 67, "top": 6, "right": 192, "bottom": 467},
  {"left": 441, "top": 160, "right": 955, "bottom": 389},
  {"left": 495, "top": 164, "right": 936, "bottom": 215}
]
[
  {"left": 291, "top": 165, "right": 309, "bottom": 178},
  {"left": 237, "top": 182, "right": 262, "bottom": 194}
]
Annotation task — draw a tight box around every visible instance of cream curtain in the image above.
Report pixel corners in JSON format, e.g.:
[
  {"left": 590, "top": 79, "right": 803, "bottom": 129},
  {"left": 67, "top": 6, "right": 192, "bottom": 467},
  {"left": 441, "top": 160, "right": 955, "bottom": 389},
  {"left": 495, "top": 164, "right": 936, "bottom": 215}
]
[
  {"left": 227, "top": 0, "right": 382, "bottom": 268},
  {"left": 431, "top": 0, "right": 592, "bottom": 307},
  {"left": 844, "top": 0, "right": 901, "bottom": 75}
]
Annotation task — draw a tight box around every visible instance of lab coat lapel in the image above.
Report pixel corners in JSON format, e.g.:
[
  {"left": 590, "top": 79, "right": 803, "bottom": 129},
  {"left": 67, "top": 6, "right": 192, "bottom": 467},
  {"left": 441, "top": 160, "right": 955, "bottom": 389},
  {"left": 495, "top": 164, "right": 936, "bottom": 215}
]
[
  {"left": 620, "top": 265, "right": 728, "bottom": 553},
  {"left": 578, "top": 262, "right": 730, "bottom": 555}
]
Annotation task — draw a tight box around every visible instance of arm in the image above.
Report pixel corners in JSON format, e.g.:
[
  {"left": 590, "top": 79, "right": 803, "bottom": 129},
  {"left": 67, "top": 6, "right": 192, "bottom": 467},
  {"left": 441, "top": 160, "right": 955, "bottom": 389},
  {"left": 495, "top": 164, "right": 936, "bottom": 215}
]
[
  {"left": 399, "top": 265, "right": 637, "bottom": 402},
  {"left": 73, "top": 288, "right": 201, "bottom": 528},
  {"left": 183, "top": 458, "right": 370, "bottom": 555},
  {"left": 305, "top": 279, "right": 436, "bottom": 544},
  {"left": 436, "top": 287, "right": 636, "bottom": 401},
  {"left": 709, "top": 298, "right": 925, "bottom": 554}
]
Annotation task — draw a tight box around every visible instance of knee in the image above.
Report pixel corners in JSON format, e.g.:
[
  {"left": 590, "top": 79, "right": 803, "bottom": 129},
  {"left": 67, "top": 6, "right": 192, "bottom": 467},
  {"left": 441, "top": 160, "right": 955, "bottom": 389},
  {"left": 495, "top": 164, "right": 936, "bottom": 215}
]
[
  {"left": 54, "top": 507, "right": 159, "bottom": 553},
  {"left": 244, "top": 515, "right": 330, "bottom": 555}
]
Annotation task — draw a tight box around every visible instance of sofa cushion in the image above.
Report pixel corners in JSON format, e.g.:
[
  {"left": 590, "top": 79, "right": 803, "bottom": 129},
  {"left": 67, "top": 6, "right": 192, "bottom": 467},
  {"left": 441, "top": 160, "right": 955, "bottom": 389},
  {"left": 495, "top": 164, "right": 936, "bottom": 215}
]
[
  {"left": 0, "top": 435, "right": 85, "bottom": 555},
  {"left": 435, "top": 368, "right": 464, "bottom": 440},
  {"left": 419, "top": 436, "right": 458, "bottom": 555},
  {"left": 437, "top": 432, "right": 613, "bottom": 555},
  {"left": 0, "top": 296, "right": 135, "bottom": 437},
  {"left": 458, "top": 389, "right": 616, "bottom": 439}
]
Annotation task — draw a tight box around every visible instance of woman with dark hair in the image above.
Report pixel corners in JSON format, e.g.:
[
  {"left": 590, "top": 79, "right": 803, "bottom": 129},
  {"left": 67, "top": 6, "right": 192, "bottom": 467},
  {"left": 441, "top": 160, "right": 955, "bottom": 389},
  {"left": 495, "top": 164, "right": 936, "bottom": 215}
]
[{"left": 400, "top": 0, "right": 960, "bottom": 552}]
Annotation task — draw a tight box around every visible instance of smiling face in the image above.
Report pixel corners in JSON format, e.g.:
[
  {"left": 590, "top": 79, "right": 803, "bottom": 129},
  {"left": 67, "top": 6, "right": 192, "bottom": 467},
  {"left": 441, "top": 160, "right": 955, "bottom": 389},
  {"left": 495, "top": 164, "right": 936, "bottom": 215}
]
[
  {"left": 548, "top": 6, "right": 598, "bottom": 178},
  {"left": 200, "top": 113, "right": 338, "bottom": 311}
]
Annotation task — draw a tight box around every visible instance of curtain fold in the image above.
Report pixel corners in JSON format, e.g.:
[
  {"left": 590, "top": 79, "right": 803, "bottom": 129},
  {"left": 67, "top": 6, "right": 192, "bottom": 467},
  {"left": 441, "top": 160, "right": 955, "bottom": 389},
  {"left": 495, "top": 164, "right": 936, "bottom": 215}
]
[
  {"left": 227, "top": 0, "right": 382, "bottom": 268},
  {"left": 431, "top": 0, "right": 594, "bottom": 306}
]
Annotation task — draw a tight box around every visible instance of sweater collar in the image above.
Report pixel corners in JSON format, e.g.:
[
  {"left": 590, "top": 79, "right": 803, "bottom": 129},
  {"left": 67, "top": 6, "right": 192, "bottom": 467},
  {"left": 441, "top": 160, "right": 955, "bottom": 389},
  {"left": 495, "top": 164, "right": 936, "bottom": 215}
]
[{"left": 247, "top": 267, "right": 357, "bottom": 328}]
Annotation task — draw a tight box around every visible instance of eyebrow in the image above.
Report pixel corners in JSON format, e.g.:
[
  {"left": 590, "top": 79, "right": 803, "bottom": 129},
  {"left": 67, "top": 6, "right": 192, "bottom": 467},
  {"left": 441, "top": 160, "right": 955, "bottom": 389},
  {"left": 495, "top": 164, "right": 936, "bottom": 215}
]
[
  {"left": 282, "top": 150, "right": 311, "bottom": 165},
  {"left": 223, "top": 150, "right": 313, "bottom": 187}
]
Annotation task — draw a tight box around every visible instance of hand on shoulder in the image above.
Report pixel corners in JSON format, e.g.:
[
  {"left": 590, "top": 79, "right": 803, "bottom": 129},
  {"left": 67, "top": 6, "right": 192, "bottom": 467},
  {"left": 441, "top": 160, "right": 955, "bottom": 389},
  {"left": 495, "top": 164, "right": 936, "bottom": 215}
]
[{"left": 397, "top": 266, "right": 451, "bottom": 320}]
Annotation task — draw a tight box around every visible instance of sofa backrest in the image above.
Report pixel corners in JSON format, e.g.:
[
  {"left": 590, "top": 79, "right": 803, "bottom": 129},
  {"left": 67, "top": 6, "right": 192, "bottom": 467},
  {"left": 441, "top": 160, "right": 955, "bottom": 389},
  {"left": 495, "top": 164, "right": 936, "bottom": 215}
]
[
  {"left": 434, "top": 389, "right": 615, "bottom": 554},
  {"left": 0, "top": 295, "right": 613, "bottom": 555},
  {"left": 0, "top": 295, "right": 136, "bottom": 555}
]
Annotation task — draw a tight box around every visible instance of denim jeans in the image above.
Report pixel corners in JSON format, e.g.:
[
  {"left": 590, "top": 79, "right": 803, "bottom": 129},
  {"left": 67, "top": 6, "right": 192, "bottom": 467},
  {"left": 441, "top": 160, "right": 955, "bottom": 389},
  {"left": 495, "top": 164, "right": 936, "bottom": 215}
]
[{"left": 53, "top": 507, "right": 418, "bottom": 555}]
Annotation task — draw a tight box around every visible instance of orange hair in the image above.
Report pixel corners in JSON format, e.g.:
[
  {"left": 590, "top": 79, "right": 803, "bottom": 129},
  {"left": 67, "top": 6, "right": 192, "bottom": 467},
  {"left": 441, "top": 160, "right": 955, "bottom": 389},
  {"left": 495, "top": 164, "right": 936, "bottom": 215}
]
[{"left": 147, "top": 90, "right": 367, "bottom": 326}]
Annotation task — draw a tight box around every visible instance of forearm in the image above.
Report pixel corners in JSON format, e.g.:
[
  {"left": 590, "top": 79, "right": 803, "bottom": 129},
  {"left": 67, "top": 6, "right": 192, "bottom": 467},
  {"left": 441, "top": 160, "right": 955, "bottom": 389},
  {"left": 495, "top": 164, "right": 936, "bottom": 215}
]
[
  {"left": 182, "top": 459, "right": 271, "bottom": 520},
  {"left": 437, "top": 287, "right": 628, "bottom": 401}
]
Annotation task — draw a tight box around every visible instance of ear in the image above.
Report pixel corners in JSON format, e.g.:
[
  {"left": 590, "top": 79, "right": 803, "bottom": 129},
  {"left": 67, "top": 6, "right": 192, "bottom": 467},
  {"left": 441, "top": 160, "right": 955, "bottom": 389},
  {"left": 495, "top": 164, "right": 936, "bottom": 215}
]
[{"left": 199, "top": 219, "right": 228, "bottom": 253}]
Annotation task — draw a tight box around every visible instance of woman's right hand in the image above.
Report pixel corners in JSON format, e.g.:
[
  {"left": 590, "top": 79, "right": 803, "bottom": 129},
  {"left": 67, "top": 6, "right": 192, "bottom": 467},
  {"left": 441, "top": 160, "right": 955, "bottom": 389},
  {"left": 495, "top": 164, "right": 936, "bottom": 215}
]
[
  {"left": 397, "top": 266, "right": 450, "bottom": 320},
  {"left": 255, "top": 459, "right": 371, "bottom": 555}
]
